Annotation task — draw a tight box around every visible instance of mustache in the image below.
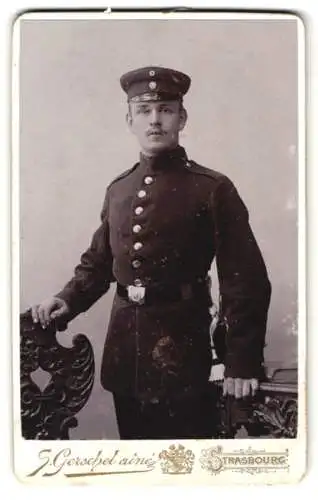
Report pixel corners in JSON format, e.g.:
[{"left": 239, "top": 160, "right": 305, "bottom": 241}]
[{"left": 146, "top": 128, "right": 166, "bottom": 136}]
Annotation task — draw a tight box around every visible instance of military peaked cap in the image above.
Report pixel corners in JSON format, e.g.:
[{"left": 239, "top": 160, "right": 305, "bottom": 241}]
[{"left": 120, "top": 66, "right": 191, "bottom": 102}]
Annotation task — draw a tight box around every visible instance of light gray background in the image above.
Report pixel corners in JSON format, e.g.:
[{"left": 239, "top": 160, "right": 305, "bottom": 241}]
[{"left": 19, "top": 18, "right": 298, "bottom": 439}]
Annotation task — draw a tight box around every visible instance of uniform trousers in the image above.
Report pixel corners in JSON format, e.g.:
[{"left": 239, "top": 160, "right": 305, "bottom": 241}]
[{"left": 113, "top": 385, "right": 219, "bottom": 440}]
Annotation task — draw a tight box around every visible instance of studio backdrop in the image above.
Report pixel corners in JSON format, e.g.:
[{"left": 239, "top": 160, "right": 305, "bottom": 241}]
[{"left": 19, "top": 17, "right": 299, "bottom": 439}]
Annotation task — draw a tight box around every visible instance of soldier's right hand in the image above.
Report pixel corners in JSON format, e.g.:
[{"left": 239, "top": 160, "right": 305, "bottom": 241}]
[{"left": 31, "top": 297, "right": 70, "bottom": 329}]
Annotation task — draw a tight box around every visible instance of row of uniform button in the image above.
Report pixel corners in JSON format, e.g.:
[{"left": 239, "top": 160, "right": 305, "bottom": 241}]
[{"left": 131, "top": 176, "right": 154, "bottom": 285}]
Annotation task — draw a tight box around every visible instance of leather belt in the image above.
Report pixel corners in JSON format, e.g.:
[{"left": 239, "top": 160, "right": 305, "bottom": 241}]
[{"left": 116, "top": 280, "right": 208, "bottom": 306}]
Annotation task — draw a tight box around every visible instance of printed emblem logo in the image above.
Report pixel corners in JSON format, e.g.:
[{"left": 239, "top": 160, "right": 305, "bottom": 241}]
[{"left": 159, "top": 444, "right": 195, "bottom": 474}]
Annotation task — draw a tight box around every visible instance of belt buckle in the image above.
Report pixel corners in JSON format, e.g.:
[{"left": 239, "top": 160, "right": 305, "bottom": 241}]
[{"left": 127, "top": 285, "right": 146, "bottom": 305}]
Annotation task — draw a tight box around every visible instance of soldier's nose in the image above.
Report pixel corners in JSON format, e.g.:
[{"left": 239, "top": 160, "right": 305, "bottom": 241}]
[{"left": 150, "top": 109, "right": 161, "bottom": 125}]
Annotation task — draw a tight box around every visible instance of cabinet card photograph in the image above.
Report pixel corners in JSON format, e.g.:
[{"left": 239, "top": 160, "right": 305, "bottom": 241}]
[{"left": 12, "top": 10, "right": 306, "bottom": 485}]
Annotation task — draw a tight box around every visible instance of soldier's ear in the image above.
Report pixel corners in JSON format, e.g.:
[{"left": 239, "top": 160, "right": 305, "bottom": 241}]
[{"left": 178, "top": 106, "right": 188, "bottom": 131}]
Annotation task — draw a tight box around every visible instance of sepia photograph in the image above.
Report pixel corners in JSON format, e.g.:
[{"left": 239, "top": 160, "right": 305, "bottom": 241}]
[{"left": 13, "top": 10, "right": 305, "bottom": 484}]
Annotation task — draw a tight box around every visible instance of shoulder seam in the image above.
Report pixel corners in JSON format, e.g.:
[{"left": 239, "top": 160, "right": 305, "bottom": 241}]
[
  {"left": 108, "top": 162, "right": 139, "bottom": 188},
  {"left": 185, "top": 160, "right": 226, "bottom": 183}
]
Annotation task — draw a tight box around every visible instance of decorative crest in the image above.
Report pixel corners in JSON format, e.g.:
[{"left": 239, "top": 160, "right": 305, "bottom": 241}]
[{"left": 159, "top": 444, "right": 195, "bottom": 474}]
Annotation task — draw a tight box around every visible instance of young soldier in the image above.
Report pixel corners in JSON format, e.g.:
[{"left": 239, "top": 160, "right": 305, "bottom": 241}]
[{"left": 32, "top": 66, "right": 271, "bottom": 439}]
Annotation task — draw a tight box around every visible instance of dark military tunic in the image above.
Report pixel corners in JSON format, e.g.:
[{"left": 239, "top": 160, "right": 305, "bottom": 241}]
[{"left": 57, "top": 146, "right": 271, "bottom": 401}]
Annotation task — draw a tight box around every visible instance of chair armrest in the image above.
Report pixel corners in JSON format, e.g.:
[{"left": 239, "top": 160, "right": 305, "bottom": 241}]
[{"left": 20, "top": 309, "right": 95, "bottom": 439}]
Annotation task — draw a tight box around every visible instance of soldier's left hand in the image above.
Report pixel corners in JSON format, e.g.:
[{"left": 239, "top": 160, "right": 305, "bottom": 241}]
[{"left": 223, "top": 377, "right": 258, "bottom": 399}]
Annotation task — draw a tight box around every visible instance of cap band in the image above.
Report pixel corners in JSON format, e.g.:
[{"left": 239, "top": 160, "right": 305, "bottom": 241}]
[{"left": 129, "top": 91, "right": 182, "bottom": 103}]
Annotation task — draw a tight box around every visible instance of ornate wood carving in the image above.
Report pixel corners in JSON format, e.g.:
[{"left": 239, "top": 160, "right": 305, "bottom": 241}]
[
  {"left": 20, "top": 310, "right": 95, "bottom": 439},
  {"left": 212, "top": 368, "right": 298, "bottom": 438},
  {"left": 252, "top": 397, "right": 297, "bottom": 438}
]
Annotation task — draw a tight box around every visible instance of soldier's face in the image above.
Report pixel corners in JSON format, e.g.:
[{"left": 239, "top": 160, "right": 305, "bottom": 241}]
[{"left": 127, "top": 100, "right": 187, "bottom": 155}]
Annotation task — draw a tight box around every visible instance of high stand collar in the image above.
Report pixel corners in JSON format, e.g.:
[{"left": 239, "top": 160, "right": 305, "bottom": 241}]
[{"left": 139, "top": 145, "right": 189, "bottom": 172}]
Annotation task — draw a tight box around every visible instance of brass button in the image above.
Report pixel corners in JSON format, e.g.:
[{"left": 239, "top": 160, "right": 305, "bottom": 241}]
[
  {"left": 144, "top": 176, "right": 154, "bottom": 185},
  {"left": 133, "top": 224, "right": 142, "bottom": 234},
  {"left": 134, "top": 206, "right": 144, "bottom": 215},
  {"left": 132, "top": 260, "right": 141, "bottom": 269},
  {"left": 137, "top": 190, "right": 146, "bottom": 198},
  {"left": 134, "top": 278, "right": 143, "bottom": 287},
  {"left": 133, "top": 242, "right": 143, "bottom": 251}
]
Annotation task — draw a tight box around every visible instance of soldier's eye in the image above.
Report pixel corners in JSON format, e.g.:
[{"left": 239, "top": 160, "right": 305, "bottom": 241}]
[
  {"left": 162, "top": 107, "right": 173, "bottom": 114},
  {"left": 136, "top": 106, "right": 150, "bottom": 115}
]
